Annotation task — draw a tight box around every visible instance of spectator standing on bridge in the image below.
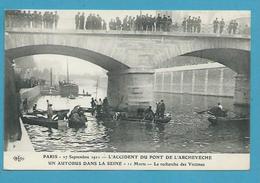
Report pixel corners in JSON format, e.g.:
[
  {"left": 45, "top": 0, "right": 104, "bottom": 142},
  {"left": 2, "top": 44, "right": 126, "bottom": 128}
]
[
  {"left": 233, "top": 20, "right": 238, "bottom": 34},
  {"left": 122, "top": 15, "right": 128, "bottom": 30},
  {"left": 162, "top": 15, "right": 167, "bottom": 31},
  {"left": 197, "top": 16, "right": 201, "bottom": 33},
  {"left": 156, "top": 14, "right": 162, "bottom": 31},
  {"left": 166, "top": 16, "right": 172, "bottom": 32},
  {"left": 109, "top": 19, "right": 116, "bottom": 30},
  {"left": 228, "top": 20, "right": 233, "bottom": 34},
  {"left": 42, "top": 11, "right": 47, "bottom": 28},
  {"left": 26, "top": 11, "right": 32, "bottom": 28},
  {"left": 79, "top": 12, "right": 85, "bottom": 30},
  {"left": 102, "top": 19, "right": 107, "bottom": 30},
  {"left": 219, "top": 19, "right": 225, "bottom": 34},
  {"left": 31, "top": 11, "right": 37, "bottom": 28},
  {"left": 50, "top": 12, "right": 54, "bottom": 29},
  {"left": 115, "top": 17, "right": 121, "bottom": 30},
  {"left": 187, "top": 16, "right": 192, "bottom": 32},
  {"left": 75, "top": 12, "right": 80, "bottom": 30},
  {"left": 54, "top": 11, "right": 59, "bottom": 29},
  {"left": 213, "top": 18, "right": 219, "bottom": 33},
  {"left": 182, "top": 18, "right": 187, "bottom": 32}
]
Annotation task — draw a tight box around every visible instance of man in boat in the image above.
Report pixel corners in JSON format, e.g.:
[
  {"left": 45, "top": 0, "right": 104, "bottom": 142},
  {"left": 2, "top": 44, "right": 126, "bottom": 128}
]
[
  {"left": 22, "top": 98, "right": 29, "bottom": 113},
  {"left": 32, "top": 104, "right": 37, "bottom": 112},
  {"left": 155, "top": 101, "right": 160, "bottom": 116},
  {"left": 90, "top": 97, "right": 96, "bottom": 115},
  {"left": 218, "top": 102, "right": 223, "bottom": 110},
  {"left": 47, "top": 104, "right": 54, "bottom": 119},
  {"left": 96, "top": 98, "right": 103, "bottom": 116},
  {"left": 158, "top": 100, "right": 165, "bottom": 118},
  {"left": 102, "top": 97, "right": 109, "bottom": 115},
  {"left": 144, "top": 106, "right": 154, "bottom": 120},
  {"left": 208, "top": 103, "right": 226, "bottom": 117}
]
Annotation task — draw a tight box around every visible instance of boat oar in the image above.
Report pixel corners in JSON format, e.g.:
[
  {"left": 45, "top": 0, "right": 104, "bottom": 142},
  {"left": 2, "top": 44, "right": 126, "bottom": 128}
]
[{"left": 196, "top": 110, "right": 208, "bottom": 114}]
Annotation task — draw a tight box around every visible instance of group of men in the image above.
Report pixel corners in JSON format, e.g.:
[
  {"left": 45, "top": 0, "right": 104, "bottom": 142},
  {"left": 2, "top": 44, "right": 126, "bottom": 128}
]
[
  {"left": 75, "top": 12, "right": 106, "bottom": 30},
  {"left": 6, "top": 10, "right": 59, "bottom": 29},
  {"left": 90, "top": 97, "right": 109, "bottom": 116},
  {"left": 213, "top": 18, "right": 239, "bottom": 34},
  {"left": 143, "top": 100, "right": 166, "bottom": 120},
  {"left": 109, "top": 14, "right": 173, "bottom": 32},
  {"left": 182, "top": 16, "right": 202, "bottom": 33}
]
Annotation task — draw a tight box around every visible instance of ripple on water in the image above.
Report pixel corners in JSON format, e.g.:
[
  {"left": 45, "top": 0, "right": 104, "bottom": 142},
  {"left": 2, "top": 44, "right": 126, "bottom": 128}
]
[{"left": 24, "top": 94, "right": 249, "bottom": 153}]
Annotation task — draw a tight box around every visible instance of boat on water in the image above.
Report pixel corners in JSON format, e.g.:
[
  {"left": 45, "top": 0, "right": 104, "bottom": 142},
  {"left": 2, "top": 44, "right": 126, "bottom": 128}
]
[
  {"left": 26, "top": 109, "right": 70, "bottom": 116},
  {"left": 59, "top": 59, "right": 79, "bottom": 97},
  {"left": 126, "top": 116, "right": 172, "bottom": 124},
  {"left": 59, "top": 82, "right": 79, "bottom": 97},
  {"left": 22, "top": 115, "right": 59, "bottom": 129},
  {"left": 96, "top": 112, "right": 172, "bottom": 124},
  {"left": 208, "top": 116, "right": 249, "bottom": 125},
  {"left": 68, "top": 94, "right": 76, "bottom": 99},
  {"left": 22, "top": 114, "right": 86, "bottom": 129}
]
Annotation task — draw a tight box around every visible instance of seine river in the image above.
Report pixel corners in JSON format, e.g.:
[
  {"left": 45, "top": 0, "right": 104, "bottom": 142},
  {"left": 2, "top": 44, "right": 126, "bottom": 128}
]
[{"left": 24, "top": 89, "right": 249, "bottom": 153}]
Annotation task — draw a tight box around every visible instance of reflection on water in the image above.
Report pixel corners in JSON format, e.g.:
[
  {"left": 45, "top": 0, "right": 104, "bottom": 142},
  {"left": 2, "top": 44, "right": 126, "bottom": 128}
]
[{"left": 24, "top": 92, "right": 249, "bottom": 153}]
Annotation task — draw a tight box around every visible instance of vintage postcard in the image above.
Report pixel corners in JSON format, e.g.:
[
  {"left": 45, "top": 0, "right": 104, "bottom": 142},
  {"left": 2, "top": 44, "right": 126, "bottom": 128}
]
[{"left": 3, "top": 10, "right": 250, "bottom": 170}]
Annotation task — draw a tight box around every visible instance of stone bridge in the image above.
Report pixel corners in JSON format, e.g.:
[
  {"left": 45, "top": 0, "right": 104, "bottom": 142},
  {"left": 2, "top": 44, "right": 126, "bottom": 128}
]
[{"left": 5, "top": 28, "right": 250, "bottom": 111}]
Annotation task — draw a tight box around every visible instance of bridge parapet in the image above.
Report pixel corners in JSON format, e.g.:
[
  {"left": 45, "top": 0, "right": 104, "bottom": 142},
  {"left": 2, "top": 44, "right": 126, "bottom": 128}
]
[{"left": 5, "top": 27, "right": 251, "bottom": 39}]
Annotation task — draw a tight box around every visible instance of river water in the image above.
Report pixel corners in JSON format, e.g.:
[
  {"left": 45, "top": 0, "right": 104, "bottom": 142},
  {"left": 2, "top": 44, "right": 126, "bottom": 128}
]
[{"left": 24, "top": 91, "right": 249, "bottom": 153}]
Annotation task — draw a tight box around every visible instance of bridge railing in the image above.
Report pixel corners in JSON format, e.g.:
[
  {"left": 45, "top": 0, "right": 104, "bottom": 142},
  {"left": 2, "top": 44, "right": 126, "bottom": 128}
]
[{"left": 5, "top": 24, "right": 250, "bottom": 39}]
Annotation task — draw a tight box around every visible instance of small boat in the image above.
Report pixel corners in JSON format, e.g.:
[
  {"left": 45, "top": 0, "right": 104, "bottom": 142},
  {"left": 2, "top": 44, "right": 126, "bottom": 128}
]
[
  {"left": 68, "top": 94, "right": 76, "bottom": 99},
  {"left": 22, "top": 114, "right": 87, "bottom": 129},
  {"left": 97, "top": 112, "right": 172, "bottom": 124},
  {"left": 26, "top": 109, "right": 70, "bottom": 116},
  {"left": 208, "top": 116, "right": 249, "bottom": 125},
  {"left": 126, "top": 116, "right": 172, "bottom": 124},
  {"left": 21, "top": 115, "right": 59, "bottom": 129},
  {"left": 85, "top": 92, "right": 91, "bottom": 97}
]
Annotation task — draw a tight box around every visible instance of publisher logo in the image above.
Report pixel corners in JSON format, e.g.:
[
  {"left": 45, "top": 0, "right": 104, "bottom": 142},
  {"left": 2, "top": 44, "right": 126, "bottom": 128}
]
[{"left": 13, "top": 155, "right": 25, "bottom": 162}]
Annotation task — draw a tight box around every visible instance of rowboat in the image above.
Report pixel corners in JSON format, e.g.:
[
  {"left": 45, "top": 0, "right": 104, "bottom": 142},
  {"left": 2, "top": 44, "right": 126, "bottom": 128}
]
[
  {"left": 21, "top": 115, "right": 87, "bottom": 129},
  {"left": 26, "top": 109, "right": 70, "bottom": 116},
  {"left": 96, "top": 112, "right": 172, "bottom": 124},
  {"left": 125, "top": 116, "right": 172, "bottom": 124},
  {"left": 208, "top": 116, "right": 249, "bottom": 125},
  {"left": 21, "top": 115, "right": 59, "bottom": 129}
]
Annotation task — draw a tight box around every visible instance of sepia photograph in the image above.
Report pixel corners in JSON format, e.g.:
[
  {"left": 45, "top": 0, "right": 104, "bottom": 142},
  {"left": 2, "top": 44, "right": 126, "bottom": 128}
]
[{"left": 4, "top": 9, "right": 250, "bottom": 157}]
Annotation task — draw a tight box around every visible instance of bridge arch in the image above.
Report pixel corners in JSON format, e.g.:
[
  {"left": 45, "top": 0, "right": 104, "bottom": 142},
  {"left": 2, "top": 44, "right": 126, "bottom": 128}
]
[
  {"left": 5, "top": 44, "right": 130, "bottom": 72},
  {"left": 181, "top": 48, "right": 250, "bottom": 75}
]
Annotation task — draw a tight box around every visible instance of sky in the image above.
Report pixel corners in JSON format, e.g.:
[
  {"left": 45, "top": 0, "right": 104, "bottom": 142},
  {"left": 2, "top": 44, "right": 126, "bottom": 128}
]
[
  {"left": 32, "top": 55, "right": 107, "bottom": 76},
  {"left": 23, "top": 10, "right": 250, "bottom": 77}
]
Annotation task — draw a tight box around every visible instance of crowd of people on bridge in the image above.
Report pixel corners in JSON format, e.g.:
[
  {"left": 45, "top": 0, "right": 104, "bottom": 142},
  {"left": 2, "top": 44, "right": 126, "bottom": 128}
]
[
  {"left": 74, "top": 13, "right": 175, "bottom": 32},
  {"left": 212, "top": 18, "right": 239, "bottom": 34},
  {"left": 5, "top": 10, "right": 59, "bottom": 29},
  {"left": 75, "top": 12, "right": 107, "bottom": 30},
  {"left": 6, "top": 10, "right": 247, "bottom": 36},
  {"left": 109, "top": 14, "right": 174, "bottom": 31},
  {"left": 181, "top": 16, "right": 202, "bottom": 33}
]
